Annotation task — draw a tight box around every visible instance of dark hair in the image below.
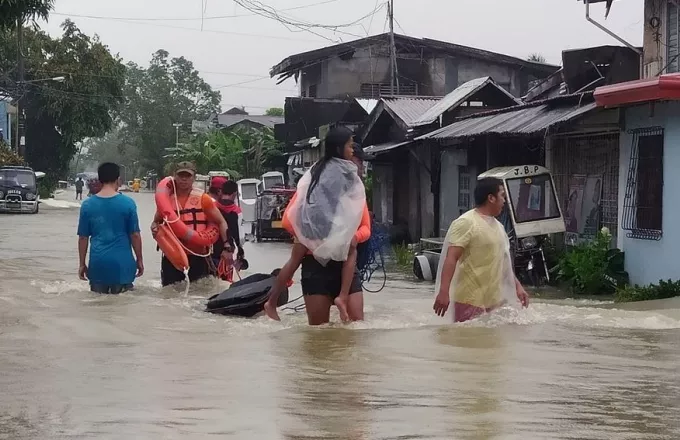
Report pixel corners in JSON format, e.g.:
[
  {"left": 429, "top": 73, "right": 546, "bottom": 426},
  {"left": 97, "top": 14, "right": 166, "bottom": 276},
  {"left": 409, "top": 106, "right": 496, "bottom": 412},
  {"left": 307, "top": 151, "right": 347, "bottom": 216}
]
[
  {"left": 474, "top": 177, "right": 503, "bottom": 206},
  {"left": 306, "top": 125, "right": 354, "bottom": 202},
  {"left": 98, "top": 162, "right": 120, "bottom": 184},
  {"left": 222, "top": 180, "right": 238, "bottom": 196},
  {"left": 208, "top": 186, "right": 220, "bottom": 196}
]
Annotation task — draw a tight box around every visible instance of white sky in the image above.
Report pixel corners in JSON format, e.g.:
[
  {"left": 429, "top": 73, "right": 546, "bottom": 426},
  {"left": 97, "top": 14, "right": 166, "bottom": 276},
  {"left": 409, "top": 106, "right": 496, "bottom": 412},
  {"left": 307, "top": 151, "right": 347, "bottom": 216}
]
[{"left": 41, "top": 0, "right": 643, "bottom": 114}]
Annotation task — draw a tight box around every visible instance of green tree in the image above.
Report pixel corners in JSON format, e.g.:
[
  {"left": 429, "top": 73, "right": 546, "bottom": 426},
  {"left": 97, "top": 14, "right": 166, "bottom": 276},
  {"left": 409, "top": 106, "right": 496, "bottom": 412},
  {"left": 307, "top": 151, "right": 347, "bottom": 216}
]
[
  {"left": 527, "top": 53, "right": 547, "bottom": 63},
  {"left": 120, "top": 50, "right": 221, "bottom": 176},
  {"left": 0, "top": 0, "right": 54, "bottom": 30},
  {"left": 0, "top": 20, "right": 125, "bottom": 186},
  {"left": 165, "top": 130, "right": 244, "bottom": 179},
  {"left": 265, "top": 107, "right": 284, "bottom": 117}
]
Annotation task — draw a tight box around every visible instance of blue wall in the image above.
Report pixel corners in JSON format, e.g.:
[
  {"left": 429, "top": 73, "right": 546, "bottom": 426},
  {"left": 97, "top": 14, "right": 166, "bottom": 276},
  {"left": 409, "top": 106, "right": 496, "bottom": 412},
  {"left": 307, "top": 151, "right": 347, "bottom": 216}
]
[{"left": 618, "top": 101, "right": 680, "bottom": 286}]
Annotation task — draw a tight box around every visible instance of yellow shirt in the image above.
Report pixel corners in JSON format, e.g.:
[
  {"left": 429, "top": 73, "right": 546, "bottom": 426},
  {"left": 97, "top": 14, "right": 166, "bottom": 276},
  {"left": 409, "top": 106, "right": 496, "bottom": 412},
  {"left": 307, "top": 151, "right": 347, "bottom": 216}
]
[{"left": 445, "top": 209, "right": 512, "bottom": 308}]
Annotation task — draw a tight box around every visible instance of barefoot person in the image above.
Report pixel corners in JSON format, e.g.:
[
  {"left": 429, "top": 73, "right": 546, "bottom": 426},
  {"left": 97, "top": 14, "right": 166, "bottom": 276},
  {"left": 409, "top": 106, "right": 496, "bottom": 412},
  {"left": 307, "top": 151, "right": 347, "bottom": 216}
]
[
  {"left": 264, "top": 126, "right": 370, "bottom": 325},
  {"left": 433, "top": 177, "right": 530, "bottom": 322},
  {"left": 77, "top": 162, "right": 144, "bottom": 294}
]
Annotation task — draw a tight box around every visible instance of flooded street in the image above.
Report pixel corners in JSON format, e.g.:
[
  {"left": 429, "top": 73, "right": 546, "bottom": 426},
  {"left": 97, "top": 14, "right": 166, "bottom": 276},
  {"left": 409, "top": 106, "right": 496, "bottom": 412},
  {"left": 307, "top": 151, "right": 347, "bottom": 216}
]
[{"left": 1, "top": 191, "right": 679, "bottom": 439}]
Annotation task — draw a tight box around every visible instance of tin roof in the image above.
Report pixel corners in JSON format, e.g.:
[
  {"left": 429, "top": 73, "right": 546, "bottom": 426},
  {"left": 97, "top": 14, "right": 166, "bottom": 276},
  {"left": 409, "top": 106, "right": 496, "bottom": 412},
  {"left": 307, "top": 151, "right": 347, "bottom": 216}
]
[
  {"left": 382, "top": 97, "right": 442, "bottom": 127},
  {"left": 216, "top": 114, "right": 283, "bottom": 129},
  {"left": 412, "top": 77, "right": 521, "bottom": 127},
  {"left": 417, "top": 94, "right": 597, "bottom": 141}
]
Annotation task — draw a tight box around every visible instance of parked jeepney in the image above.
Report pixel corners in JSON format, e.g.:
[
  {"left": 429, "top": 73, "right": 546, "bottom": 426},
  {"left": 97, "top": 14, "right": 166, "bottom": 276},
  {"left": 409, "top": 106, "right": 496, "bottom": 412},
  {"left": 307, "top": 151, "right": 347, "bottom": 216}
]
[{"left": 413, "top": 165, "right": 566, "bottom": 286}]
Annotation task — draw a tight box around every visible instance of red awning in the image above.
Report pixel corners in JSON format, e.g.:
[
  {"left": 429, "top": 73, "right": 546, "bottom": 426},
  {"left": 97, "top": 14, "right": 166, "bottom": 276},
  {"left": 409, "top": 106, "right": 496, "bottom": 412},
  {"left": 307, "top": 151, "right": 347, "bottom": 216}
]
[{"left": 594, "top": 73, "right": 680, "bottom": 107}]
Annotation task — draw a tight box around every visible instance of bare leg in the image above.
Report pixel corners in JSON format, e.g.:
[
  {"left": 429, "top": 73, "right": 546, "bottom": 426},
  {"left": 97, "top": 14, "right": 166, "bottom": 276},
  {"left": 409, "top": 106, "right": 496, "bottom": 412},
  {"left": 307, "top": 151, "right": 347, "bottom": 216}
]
[
  {"left": 335, "top": 244, "right": 357, "bottom": 323},
  {"left": 346, "top": 291, "right": 364, "bottom": 322},
  {"left": 303, "top": 294, "right": 333, "bottom": 326},
  {"left": 264, "top": 243, "right": 307, "bottom": 321}
]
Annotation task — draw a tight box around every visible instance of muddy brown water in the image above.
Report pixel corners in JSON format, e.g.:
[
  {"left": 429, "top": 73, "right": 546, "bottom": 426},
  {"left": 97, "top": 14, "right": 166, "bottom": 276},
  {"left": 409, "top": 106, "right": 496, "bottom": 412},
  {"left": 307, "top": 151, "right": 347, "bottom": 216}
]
[{"left": 0, "top": 191, "right": 678, "bottom": 439}]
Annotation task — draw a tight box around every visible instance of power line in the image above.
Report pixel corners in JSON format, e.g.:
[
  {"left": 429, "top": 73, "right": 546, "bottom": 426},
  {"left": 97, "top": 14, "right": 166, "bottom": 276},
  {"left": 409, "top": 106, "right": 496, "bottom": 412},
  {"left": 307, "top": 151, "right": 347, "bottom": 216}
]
[{"left": 50, "top": 0, "right": 339, "bottom": 22}]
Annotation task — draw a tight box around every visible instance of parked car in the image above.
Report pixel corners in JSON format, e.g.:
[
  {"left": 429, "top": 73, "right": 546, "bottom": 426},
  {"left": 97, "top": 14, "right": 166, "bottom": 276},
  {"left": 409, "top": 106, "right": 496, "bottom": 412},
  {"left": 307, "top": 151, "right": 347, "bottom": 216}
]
[{"left": 0, "top": 165, "right": 43, "bottom": 214}]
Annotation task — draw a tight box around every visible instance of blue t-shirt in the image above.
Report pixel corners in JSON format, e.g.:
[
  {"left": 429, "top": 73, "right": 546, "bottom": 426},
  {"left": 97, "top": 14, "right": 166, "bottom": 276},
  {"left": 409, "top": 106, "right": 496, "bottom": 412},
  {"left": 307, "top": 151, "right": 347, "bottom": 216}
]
[{"left": 77, "top": 193, "right": 140, "bottom": 285}]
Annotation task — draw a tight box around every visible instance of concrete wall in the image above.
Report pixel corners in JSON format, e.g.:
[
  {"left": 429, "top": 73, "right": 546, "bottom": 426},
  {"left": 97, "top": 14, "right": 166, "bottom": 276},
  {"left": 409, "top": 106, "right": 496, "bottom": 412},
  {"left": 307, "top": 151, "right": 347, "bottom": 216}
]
[
  {"left": 300, "top": 43, "right": 543, "bottom": 99},
  {"left": 642, "top": 0, "right": 666, "bottom": 78},
  {"left": 618, "top": 101, "right": 680, "bottom": 285},
  {"left": 439, "top": 149, "right": 473, "bottom": 236}
]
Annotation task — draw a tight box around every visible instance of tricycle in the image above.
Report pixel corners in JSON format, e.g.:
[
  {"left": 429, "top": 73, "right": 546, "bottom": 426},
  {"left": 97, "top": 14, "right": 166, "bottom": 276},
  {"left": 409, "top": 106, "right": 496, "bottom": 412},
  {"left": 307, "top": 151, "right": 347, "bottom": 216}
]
[{"left": 254, "top": 187, "right": 296, "bottom": 242}]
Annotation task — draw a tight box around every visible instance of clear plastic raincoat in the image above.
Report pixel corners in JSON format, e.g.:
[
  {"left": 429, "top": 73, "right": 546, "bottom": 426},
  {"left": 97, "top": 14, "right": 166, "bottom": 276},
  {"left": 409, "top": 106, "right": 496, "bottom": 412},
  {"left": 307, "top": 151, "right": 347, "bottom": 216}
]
[
  {"left": 287, "top": 158, "right": 366, "bottom": 266},
  {"left": 435, "top": 209, "right": 518, "bottom": 317}
]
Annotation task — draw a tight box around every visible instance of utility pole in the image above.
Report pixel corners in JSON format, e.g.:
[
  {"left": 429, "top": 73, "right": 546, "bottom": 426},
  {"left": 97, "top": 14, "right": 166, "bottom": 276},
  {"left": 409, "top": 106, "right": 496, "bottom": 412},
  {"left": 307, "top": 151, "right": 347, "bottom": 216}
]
[
  {"left": 388, "top": 0, "right": 399, "bottom": 96},
  {"left": 173, "top": 123, "right": 182, "bottom": 148},
  {"left": 16, "top": 16, "right": 25, "bottom": 156}
]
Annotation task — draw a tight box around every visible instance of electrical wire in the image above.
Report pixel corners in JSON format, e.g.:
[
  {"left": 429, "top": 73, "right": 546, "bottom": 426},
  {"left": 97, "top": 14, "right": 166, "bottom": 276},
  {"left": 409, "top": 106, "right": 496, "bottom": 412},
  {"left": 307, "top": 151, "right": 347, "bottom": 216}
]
[{"left": 50, "top": 0, "right": 339, "bottom": 22}]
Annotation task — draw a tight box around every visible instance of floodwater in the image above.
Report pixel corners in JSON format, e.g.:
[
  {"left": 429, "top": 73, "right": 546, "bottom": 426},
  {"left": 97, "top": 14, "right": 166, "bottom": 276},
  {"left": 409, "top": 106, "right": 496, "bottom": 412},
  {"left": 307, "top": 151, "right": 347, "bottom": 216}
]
[{"left": 1, "top": 191, "right": 679, "bottom": 439}]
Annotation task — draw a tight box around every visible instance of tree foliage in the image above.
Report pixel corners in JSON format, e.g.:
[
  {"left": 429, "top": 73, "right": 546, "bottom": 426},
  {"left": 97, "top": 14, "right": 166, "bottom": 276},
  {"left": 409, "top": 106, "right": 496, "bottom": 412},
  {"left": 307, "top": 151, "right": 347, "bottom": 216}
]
[
  {"left": 527, "top": 53, "right": 547, "bottom": 63},
  {"left": 119, "top": 50, "right": 221, "bottom": 176},
  {"left": 165, "top": 127, "right": 283, "bottom": 180},
  {"left": 0, "top": 20, "right": 125, "bottom": 181},
  {"left": 0, "top": 0, "right": 54, "bottom": 30},
  {"left": 265, "top": 107, "right": 284, "bottom": 117}
]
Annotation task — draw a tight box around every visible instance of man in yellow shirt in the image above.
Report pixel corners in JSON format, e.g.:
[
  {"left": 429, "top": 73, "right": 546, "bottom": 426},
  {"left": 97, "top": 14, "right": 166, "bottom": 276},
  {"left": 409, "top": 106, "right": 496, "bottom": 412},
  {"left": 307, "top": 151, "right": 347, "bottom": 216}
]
[{"left": 433, "top": 177, "right": 529, "bottom": 322}]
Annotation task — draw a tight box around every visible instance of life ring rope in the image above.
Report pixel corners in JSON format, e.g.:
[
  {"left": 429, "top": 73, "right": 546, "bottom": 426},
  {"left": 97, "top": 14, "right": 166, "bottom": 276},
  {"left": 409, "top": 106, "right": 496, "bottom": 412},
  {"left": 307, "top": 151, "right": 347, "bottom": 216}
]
[{"left": 162, "top": 176, "right": 214, "bottom": 259}]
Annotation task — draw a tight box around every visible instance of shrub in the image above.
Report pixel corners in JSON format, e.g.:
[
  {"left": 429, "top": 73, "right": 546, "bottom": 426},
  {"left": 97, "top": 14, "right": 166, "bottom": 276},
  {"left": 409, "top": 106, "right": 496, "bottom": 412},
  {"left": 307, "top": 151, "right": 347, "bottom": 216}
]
[
  {"left": 553, "top": 227, "right": 629, "bottom": 294},
  {"left": 0, "top": 142, "right": 26, "bottom": 167},
  {"left": 615, "top": 279, "right": 680, "bottom": 303},
  {"left": 392, "top": 243, "right": 414, "bottom": 268}
]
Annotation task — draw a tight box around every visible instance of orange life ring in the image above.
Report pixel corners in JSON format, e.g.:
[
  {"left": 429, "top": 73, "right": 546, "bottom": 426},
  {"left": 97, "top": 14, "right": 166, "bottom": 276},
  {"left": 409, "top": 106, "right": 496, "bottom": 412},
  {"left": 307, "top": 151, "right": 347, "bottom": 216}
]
[
  {"left": 155, "top": 176, "right": 220, "bottom": 251},
  {"left": 156, "top": 223, "right": 189, "bottom": 271}
]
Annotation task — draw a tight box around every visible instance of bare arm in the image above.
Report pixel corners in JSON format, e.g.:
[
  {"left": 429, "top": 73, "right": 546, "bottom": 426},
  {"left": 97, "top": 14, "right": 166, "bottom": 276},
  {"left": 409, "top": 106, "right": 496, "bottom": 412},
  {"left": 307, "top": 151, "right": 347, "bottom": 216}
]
[
  {"left": 438, "top": 246, "right": 464, "bottom": 296},
  {"left": 131, "top": 232, "right": 143, "bottom": 260},
  {"left": 78, "top": 236, "right": 89, "bottom": 267}
]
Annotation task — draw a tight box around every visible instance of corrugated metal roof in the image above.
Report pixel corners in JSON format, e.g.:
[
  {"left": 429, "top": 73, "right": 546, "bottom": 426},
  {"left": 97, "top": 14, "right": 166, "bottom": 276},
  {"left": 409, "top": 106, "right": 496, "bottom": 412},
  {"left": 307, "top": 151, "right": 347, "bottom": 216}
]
[
  {"left": 417, "top": 101, "right": 597, "bottom": 140},
  {"left": 216, "top": 114, "right": 284, "bottom": 129},
  {"left": 412, "top": 77, "right": 521, "bottom": 127},
  {"left": 382, "top": 97, "right": 441, "bottom": 127},
  {"left": 364, "top": 140, "right": 412, "bottom": 155}
]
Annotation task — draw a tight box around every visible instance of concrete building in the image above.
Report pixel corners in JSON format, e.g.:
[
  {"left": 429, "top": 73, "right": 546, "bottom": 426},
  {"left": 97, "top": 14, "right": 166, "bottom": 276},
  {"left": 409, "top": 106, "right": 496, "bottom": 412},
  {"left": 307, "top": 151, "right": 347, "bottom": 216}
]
[{"left": 270, "top": 33, "right": 558, "bottom": 101}]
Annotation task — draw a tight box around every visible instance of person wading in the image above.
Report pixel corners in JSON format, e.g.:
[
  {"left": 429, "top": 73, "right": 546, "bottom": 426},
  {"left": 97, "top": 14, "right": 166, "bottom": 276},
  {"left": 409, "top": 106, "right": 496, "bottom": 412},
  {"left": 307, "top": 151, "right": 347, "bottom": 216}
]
[
  {"left": 433, "top": 177, "right": 530, "bottom": 323},
  {"left": 264, "top": 126, "right": 370, "bottom": 325},
  {"left": 150, "top": 162, "right": 229, "bottom": 286},
  {"left": 210, "top": 179, "right": 245, "bottom": 281},
  {"left": 75, "top": 177, "right": 84, "bottom": 201},
  {"left": 77, "top": 162, "right": 144, "bottom": 294}
]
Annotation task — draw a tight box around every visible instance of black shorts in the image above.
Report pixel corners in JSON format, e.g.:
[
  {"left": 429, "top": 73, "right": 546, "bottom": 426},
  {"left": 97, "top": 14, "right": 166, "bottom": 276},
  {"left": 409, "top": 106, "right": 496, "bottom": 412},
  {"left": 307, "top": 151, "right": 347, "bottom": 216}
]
[
  {"left": 90, "top": 283, "right": 133, "bottom": 294},
  {"left": 300, "top": 255, "right": 362, "bottom": 298},
  {"left": 161, "top": 255, "right": 213, "bottom": 287}
]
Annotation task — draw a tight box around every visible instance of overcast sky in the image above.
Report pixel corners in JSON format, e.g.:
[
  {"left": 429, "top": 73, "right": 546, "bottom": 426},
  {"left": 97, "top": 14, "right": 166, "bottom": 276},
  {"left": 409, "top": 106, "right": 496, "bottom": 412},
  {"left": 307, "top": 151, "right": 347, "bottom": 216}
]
[{"left": 41, "top": 0, "right": 643, "bottom": 114}]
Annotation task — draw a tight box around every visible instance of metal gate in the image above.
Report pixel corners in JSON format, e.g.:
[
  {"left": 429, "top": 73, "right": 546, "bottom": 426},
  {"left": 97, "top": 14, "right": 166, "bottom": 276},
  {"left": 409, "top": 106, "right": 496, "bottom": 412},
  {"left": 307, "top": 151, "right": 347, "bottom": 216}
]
[{"left": 551, "top": 132, "right": 620, "bottom": 243}]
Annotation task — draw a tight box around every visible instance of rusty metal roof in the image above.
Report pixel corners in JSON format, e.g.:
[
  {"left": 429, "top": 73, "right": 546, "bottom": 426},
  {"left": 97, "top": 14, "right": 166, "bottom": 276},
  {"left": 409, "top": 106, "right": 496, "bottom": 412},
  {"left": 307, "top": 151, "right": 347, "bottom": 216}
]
[
  {"left": 382, "top": 97, "right": 441, "bottom": 127},
  {"left": 417, "top": 94, "right": 597, "bottom": 141},
  {"left": 412, "top": 77, "right": 521, "bottom": 127}
]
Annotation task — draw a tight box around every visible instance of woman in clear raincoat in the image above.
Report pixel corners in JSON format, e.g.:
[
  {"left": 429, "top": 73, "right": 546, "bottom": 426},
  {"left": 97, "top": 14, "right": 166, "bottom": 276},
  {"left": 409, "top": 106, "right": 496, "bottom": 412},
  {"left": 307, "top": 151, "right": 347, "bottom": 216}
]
[{"left": 264, "top": 126, "right": 371, "bottom": 325}]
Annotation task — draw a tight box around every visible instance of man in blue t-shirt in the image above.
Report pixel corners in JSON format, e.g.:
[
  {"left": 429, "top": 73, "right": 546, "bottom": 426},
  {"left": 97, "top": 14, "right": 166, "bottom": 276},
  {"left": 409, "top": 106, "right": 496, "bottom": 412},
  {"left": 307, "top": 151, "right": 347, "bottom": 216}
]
[{"left": 77, "top": 162, "right": 144, "bottom": 294}]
